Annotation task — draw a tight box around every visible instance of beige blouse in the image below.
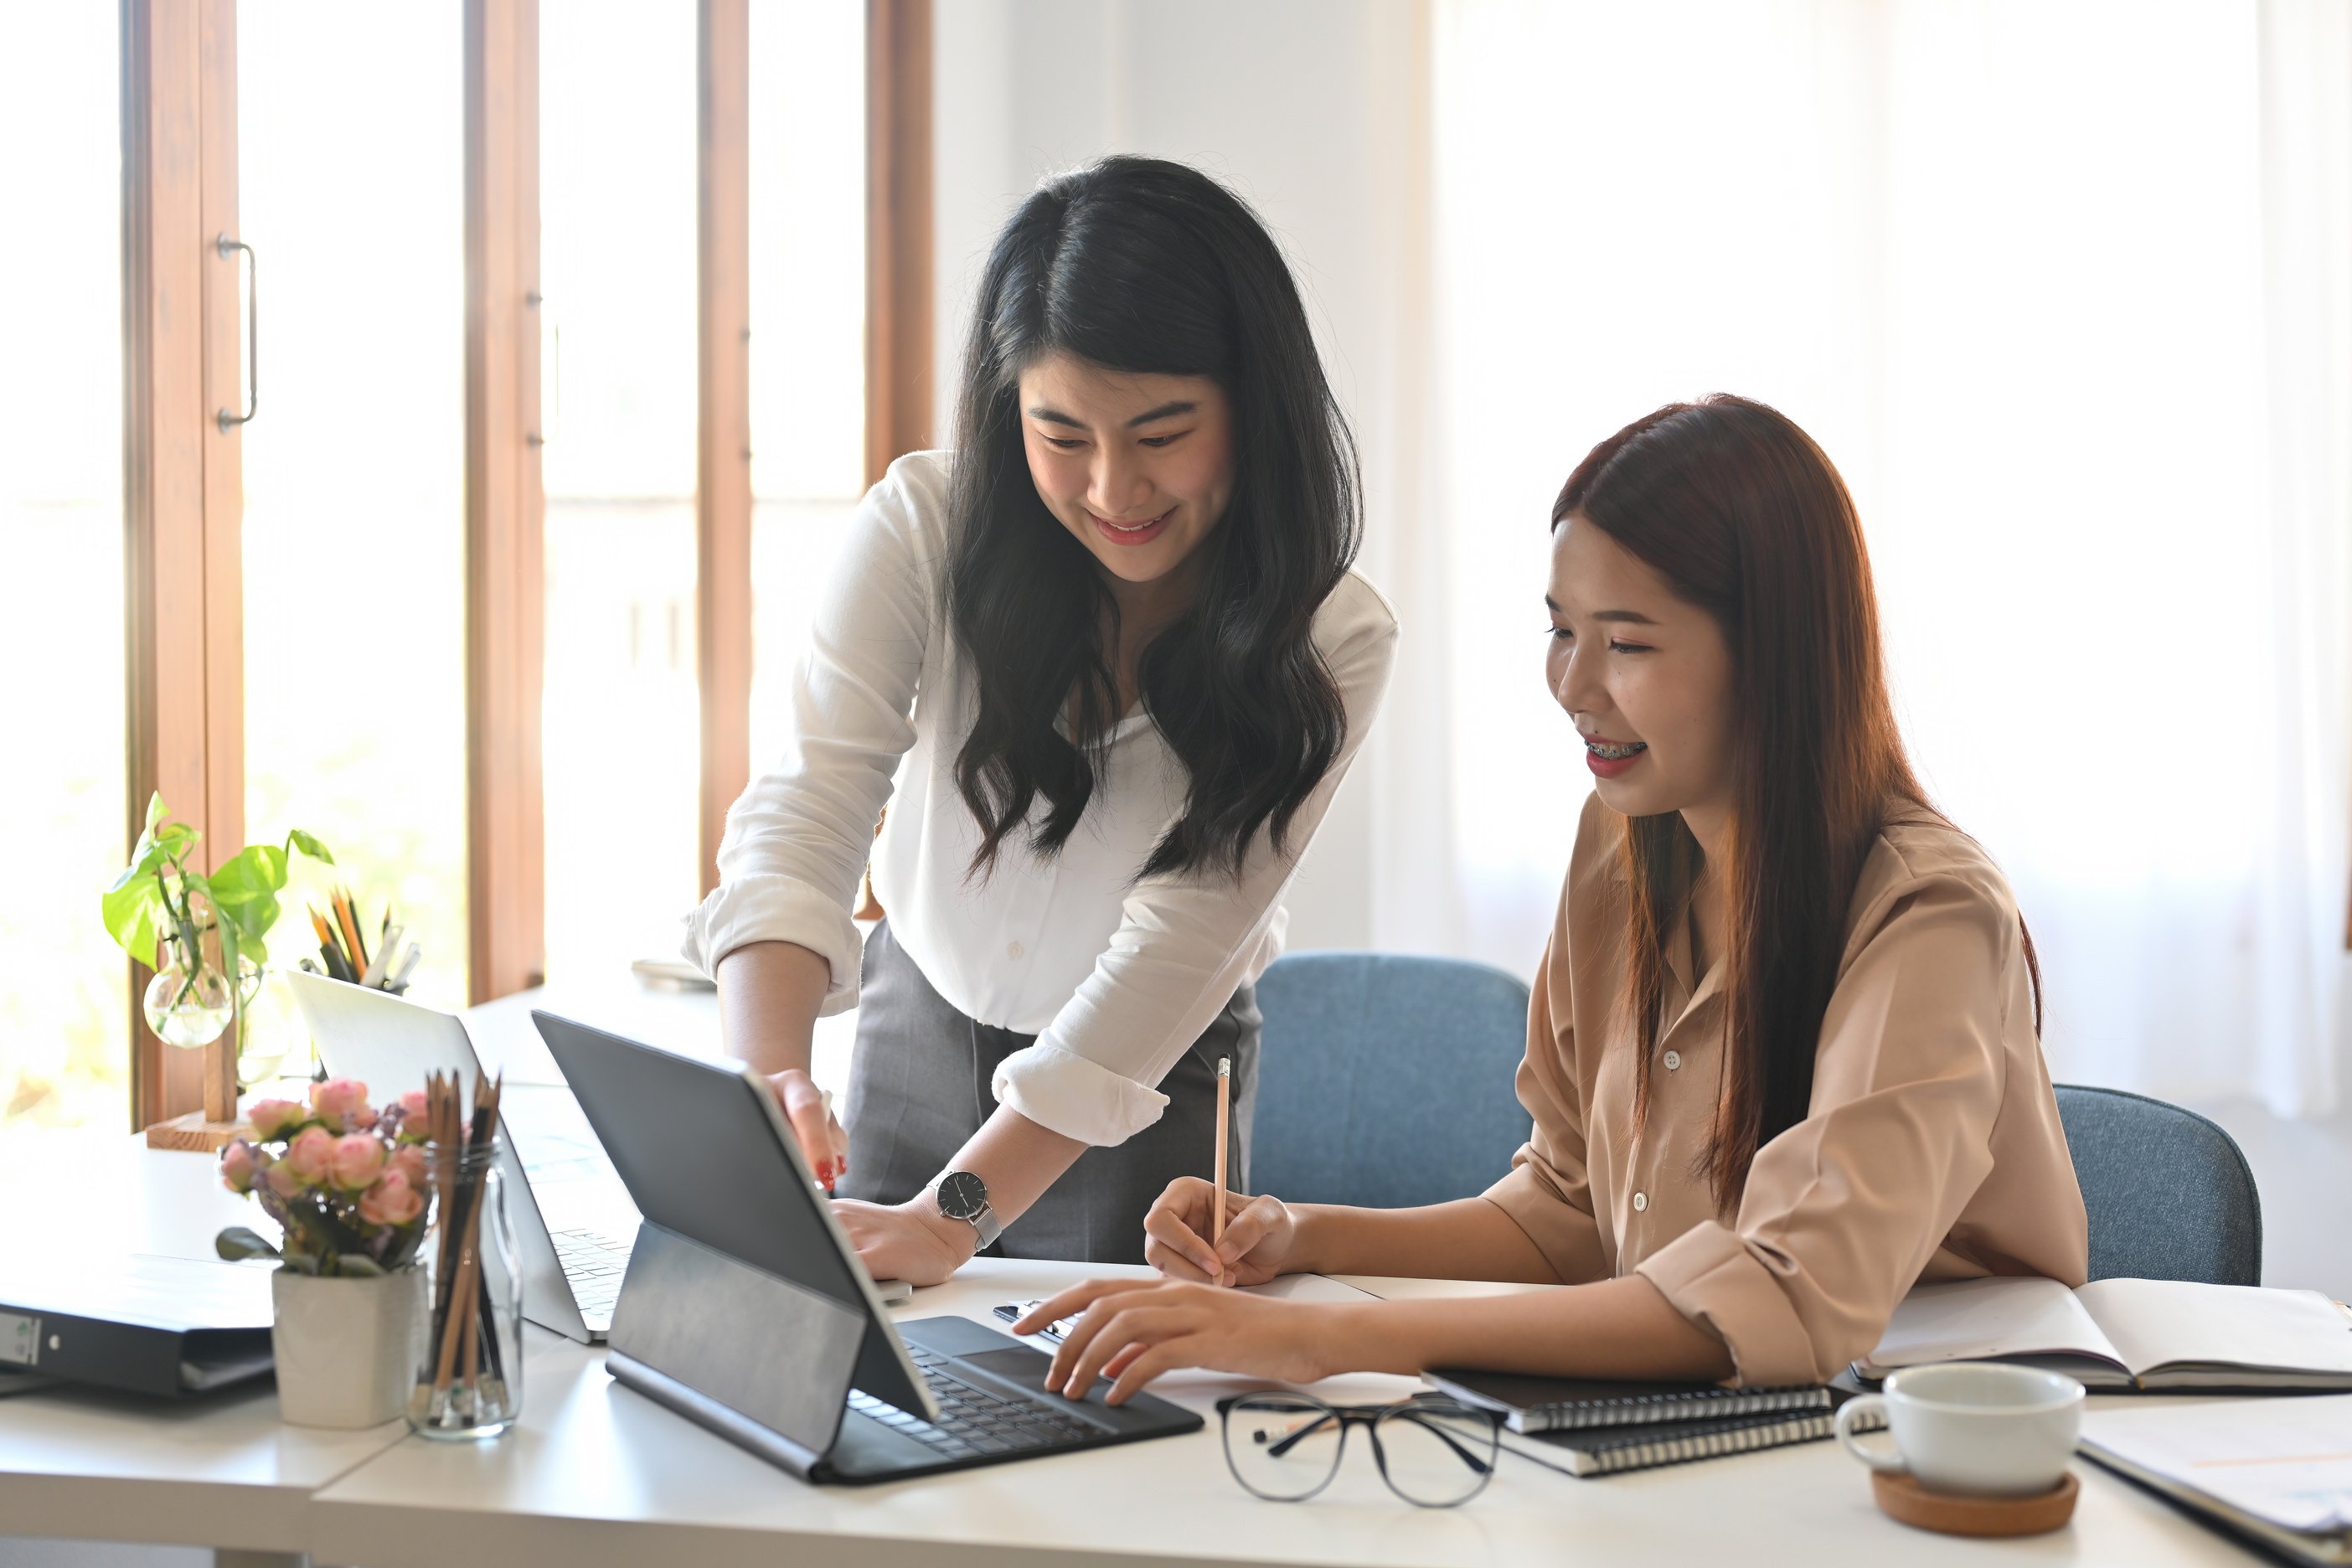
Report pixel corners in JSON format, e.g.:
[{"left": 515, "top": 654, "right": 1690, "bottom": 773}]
[{"left": 1483, "top": 795, "right": 2088, "bottom": 1387}]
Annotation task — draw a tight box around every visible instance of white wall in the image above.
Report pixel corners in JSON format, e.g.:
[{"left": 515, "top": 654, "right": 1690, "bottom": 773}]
[{"left": 931, "top": 0, "right": 1442, "bottom": 959}]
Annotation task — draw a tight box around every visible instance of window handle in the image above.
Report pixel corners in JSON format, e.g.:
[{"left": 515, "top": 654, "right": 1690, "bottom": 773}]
[{"left": 215, "top": 234, "right": 256, "bottom": 431}]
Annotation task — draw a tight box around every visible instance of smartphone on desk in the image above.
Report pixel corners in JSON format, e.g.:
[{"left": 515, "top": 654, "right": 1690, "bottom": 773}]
[{"left": 994, "top": 1300, "right": 1076, "bottom": 1344}]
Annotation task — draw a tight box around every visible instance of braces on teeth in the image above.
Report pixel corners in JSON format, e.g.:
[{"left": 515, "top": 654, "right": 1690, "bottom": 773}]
[{"left": 1586, "top": 740, "right": 1648, "bottom": 761}]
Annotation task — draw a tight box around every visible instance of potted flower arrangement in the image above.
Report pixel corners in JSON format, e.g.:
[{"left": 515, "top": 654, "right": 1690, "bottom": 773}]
[{"left": 216, "top": 1077, "right": 432, "bottom": 1427}]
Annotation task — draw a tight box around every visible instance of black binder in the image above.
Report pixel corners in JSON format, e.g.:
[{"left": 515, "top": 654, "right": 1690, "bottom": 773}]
[{"left": 0, "top": 1254, "right": 276, "bottom": 1398}]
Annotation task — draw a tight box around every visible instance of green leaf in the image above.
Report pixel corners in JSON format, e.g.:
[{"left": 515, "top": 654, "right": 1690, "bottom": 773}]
[
  {"left": 279, "top": 1251, "right": 320, "bottom": 1276},
  {"left": 285, "top": 829, "right": 333, "bottom": 865},
  {"left": 144, "top": 792, "right": 168, "bottom": 835},
  {"left": 107, "top": 817, "right": 195, "bottom": 918},
  {"left": 332, "top": 1252, "right": 385, "bottom": 1278},
  {"left": 101, "top": 877, "right": 160, "bottom": 954},
  {"left": 215, "top": 1225, "right": 281, "bottom": 1262},
  {"left": 210, "top": 844, "right": 290, "bottom": 950}
]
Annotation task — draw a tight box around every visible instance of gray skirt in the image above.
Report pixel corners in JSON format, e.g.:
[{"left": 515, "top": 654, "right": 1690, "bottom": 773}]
[{"left": 837, "top": 920, "right": 1259, "bottom": 1265}]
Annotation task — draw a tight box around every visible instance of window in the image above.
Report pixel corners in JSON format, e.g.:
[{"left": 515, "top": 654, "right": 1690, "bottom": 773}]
[
  {"left": 238, "top": 2, "right": 471, "bottom": 1073},
  {"left": 539, "top": 0, "right": 704, "bottom": 985},
  {"left": 749, "top": 1, "right": 869, "bottom": 777},
  {"left": 0, "top": 5, "right": 127, "bottom": 1145}
]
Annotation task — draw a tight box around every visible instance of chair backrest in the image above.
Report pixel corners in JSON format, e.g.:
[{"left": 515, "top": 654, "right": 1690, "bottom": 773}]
[
  {"left": 2054, "top": 1085, "right": 2262, "bottom": 1287},
  {"left": 1251, "top": 952, "right": 1533, "bottom": 1210}
]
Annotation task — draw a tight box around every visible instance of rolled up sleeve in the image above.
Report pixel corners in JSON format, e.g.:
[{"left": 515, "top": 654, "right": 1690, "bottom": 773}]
[
  {"left": 1481, "top": 914, "right": 1608, "bottom": 1285},
  {"left": 992, "top": 597, "right": 1399, "bottom": 1146},
  {"left": 1633, "top": 872, "right": 2014, "bottom": 1386},
  {"left": 680, "top": 459, "right": 937, "bottom": 1009}
]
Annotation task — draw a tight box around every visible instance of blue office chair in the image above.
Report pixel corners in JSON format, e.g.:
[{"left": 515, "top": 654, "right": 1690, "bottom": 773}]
[
  {"left": 2054, "top": 1085, "right": 2262, "bottom": 1287},
  {"left": 1251, "top": 952, "right": 1533, "bottom": 1210}
]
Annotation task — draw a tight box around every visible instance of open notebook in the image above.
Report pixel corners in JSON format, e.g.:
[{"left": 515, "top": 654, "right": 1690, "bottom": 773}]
[
  {"left": 2082, "top": 1395, "right": 2352, "bottom": 1565},
  {"left": 1857, "top": 1277, "right": 2352, "bottom": 1391}
]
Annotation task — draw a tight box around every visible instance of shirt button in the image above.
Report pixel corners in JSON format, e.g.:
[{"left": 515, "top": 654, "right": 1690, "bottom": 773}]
[
  {"left": 1007, "top": 941, "right": 1025, "bottom": 959},
  {"left": 1663, "top": 1050, "right": 1681, "bottom": 1070},
  {"left": 1632, "top": 1192, "right": 1648, "bottom": 1213}
]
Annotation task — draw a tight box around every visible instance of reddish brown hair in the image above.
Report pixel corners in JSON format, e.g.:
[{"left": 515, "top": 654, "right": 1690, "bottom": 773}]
[{"left": 1554, "top": 395, "right": 2039, "bottom": 1208}]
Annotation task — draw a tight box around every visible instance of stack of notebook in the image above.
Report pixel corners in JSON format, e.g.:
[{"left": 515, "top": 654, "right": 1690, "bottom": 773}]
[{"left": 1422, "top": 1369, "right": 1870, "bottom": 1478}]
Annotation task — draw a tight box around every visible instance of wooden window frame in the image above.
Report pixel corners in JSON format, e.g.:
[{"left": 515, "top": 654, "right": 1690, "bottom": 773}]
[
  {"left": 698, "top": 0, "right": 752, "bottom": 896},
  {"left": 865, "top": 0, "right": 934, "bottom": 489},
  {"left": 464, "top": 0, "right": 547, "bottom": 1004},
  {"left": 121, "top": 0, "right": 244, "bottom": 1132}
]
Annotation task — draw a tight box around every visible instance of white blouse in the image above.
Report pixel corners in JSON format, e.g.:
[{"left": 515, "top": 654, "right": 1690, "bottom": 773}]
[{"left": 683, "top": 451, "right": 1400, "bottom": 1148}]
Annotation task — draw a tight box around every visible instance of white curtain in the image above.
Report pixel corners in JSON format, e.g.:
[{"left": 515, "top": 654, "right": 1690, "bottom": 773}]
[{"left": 1369, "top": 0, "right": 2352, "bottom": 1114}]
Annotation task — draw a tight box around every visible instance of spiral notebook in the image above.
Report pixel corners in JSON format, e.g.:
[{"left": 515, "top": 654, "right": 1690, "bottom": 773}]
[
  {"left": 1501, "top": 1405, "right": 1881, "bottom": 1478},
  {"left": 1424, "top": 1367, "right": 1832, "bottom": 1435}
]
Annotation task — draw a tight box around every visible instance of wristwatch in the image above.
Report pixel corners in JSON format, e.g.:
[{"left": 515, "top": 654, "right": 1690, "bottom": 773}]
[{"left": 933, "top": 1170, "right": 1003, "bottom": 1250}]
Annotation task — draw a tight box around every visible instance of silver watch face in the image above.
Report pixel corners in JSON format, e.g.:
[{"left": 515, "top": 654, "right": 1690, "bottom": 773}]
[{"left": 936, "top": 1170, "right": 989, "bottom": 1221}]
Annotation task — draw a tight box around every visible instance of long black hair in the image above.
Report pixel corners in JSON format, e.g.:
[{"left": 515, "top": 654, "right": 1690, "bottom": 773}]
[{"left": 945, "top": 156, "right": 1360, "bottom": 881}]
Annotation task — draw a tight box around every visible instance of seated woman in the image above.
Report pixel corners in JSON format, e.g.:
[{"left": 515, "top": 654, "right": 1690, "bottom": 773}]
[{"left": 1018, "top": 394, "right": 2089, "bottom": 1400}]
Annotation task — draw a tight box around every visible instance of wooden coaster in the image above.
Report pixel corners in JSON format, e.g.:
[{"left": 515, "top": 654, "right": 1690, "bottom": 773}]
[
  {"left": 143, "top": 1111, "right": 248, "bottom": 1152},
  {"left": 1872, "top": 1469, "right": 2078, "bottom": 1537}
]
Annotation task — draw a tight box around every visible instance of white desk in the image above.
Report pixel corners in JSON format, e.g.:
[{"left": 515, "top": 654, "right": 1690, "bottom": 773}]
[
  {"left": 0, "top": 1137, "right": 410, "bottom": 1565},
  {"left": 300, "top": 1258, "right": 2254, "bottom": 1568},
  {"left": 0, "top": 985, "right": 2268, "bottom": 1568}
]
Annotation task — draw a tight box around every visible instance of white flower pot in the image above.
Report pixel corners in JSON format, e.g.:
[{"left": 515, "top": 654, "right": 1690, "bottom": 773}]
[{"left": 271, "top": 1267, "right": 426, "bottom": 1428}]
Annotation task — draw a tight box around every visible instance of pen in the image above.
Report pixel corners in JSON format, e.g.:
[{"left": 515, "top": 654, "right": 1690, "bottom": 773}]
[{"left": 1212, "top": 1056, "right": 1230, "bottom": 1267}]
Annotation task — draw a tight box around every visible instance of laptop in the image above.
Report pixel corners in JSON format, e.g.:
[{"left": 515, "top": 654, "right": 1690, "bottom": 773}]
[
  {"left": 284, "top": 969, "right": 641, "bottom": 1344},
  {"left": 531, "top": 1008, "right": 1203, "bottom": 1483}
]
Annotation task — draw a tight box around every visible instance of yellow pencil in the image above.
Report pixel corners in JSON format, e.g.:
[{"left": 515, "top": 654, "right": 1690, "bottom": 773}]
[{"left": 1212, "top": 1056, "right": 1231, "bottom": 1260}]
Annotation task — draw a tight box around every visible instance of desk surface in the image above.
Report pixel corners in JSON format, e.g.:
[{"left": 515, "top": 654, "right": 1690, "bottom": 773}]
[
  {"left": 307, "top": 1257, "right": 2255, "bottom": 1568},
  {"left": 0, "top": 1138, "right": 409, "bottom": 1555},
  {"left": 0, "top": 986, "right": 2267, "bottom": 1568}
]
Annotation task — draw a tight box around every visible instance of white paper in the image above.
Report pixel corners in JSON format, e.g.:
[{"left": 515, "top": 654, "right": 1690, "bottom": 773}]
[
  {"left": 2085, "top": 1395, "right": 2352, "bottom": 1534},
  {"left": 1241, "top": 1273, "right": 1384, "bottom": 1306},
  {"left": 2081, "top": 1278, "right": 2352, "bottom": 1380},
  {"left": 1862, "top": 1277, "right": 2122, "bottom": 1372}
]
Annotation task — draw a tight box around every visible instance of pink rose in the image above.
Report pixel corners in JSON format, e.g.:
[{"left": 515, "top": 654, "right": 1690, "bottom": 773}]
[
  {"left": 395, "top": 1090, "right": 430, "bottom": 1139},
  {"left": 246, "top": 1098, "right": 306, "bottom": 1141},
  {"left": 311, "top": 1078, "right": 369, "bottom": 1129},
  {"left": 388, "top": 1143, "right": 430, "bottom": 1193},
  {"left": 219, "top": 1139, "right": 258, "bottom": 1194},
  {"left": 357, "top": 1168, "right": 425, "bottom": 1227},
  {"left": 328, "top": 1132, "right": 386, "bottom": 1191},
  {"left": 281, "top": 1124, "right": 336, "bottom": 1185},
  {"left": 265, "top": 1163, "right": 304, "bottom": 1199}
]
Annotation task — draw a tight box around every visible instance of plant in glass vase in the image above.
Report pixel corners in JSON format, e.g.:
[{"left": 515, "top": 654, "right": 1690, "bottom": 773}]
[{"left": 101, "top": 792, "right": 332, "bottom": 1143}]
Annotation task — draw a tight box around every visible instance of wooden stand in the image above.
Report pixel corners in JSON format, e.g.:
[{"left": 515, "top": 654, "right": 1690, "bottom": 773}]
[
  {"left": 143, "top": 1029, "right": 246, "bottom": 1152},
  {"left": 1872, "top": 1469, "right": 2079, "bottom": 1537}
]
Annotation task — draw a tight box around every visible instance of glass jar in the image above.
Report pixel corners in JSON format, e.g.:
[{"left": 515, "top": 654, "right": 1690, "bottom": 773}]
[{"left": 409, "top": 1138, "right": 523, "bottom": 1438}]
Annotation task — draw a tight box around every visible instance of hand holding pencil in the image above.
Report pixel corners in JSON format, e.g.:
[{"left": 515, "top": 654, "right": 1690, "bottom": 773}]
[{"left": 1139, "top": 1176, "right": 1298, "bottom": 1287}]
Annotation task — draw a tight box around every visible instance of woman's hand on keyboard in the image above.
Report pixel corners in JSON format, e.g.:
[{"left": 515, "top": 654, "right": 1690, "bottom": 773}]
[
  {"left": 1142, "top": 1177, "right": 1295, "bottom": 1287},
  {"left": 1018, "top": 1277, "right": 1344, "bottom": 1406}
]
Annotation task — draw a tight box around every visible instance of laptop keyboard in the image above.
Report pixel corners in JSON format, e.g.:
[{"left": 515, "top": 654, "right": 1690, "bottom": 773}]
[
  {"left": 549, "top": 1227, "right": 632, "bottom": 1318},
  {"left": 848, "top": 1345, "right": 1103, "bottom": 1459}
]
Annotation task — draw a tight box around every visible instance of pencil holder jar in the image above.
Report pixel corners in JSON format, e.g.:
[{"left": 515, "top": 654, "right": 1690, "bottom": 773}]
[{"left": 410, "top": 1137, "right": 523, "bottom": 1439}]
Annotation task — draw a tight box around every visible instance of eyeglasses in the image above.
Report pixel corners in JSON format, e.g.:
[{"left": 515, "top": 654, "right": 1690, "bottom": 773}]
[{"left": 1216, "top": 1391, "right": 1502, "bottom": 1508}]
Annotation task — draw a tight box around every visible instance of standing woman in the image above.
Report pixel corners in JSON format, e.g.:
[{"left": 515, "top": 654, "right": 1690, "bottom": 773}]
[
  {"left": 683, "top": 157, "right": 1397, "bottom": 1282},
  {"left": 1019, "top": 395, "right": 2086, "bottom": 1398}
]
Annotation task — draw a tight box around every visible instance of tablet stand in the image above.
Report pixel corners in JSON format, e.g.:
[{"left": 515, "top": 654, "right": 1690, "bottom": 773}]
[{"left": 603, "top": 1222, "right": 868, "bottom": 1478}]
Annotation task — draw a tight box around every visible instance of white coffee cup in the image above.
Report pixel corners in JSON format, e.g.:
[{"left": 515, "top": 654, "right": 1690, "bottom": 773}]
[{"left": 1835, "top": 1362, "right": 2084, "bottom": 1498}]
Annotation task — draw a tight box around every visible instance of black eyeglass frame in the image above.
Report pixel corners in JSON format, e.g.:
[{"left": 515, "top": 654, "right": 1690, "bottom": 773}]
[{"left": 1214, "top": 1390, "right": 1503, "bottom": 1509}]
